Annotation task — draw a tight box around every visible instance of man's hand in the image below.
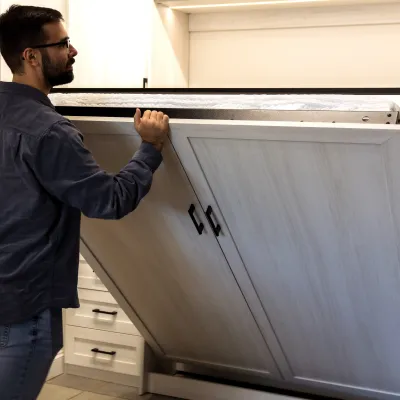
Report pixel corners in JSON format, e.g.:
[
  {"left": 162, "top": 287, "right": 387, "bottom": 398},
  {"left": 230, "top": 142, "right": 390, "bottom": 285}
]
[{"left": 134, "top": 108, "right": 170, "bottom": 152}]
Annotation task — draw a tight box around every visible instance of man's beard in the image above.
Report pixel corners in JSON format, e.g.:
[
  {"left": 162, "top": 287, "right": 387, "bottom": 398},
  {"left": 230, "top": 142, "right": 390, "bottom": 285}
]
[{"left": 42, "top": 52, "right": 74, "bottom": 87}]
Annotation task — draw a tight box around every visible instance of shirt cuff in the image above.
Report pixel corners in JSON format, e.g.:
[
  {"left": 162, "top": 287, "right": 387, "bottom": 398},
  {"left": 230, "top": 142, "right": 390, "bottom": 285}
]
[{"left": 133, "top": 142, "right": 163, "bottom": 172}]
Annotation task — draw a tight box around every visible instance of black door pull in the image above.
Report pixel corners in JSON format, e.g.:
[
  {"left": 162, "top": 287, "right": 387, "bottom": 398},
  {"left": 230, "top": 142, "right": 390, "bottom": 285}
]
[
  {"left": 188, "top": 204, "right": 204, "bottom": 235},
  {"left": 91, "top": 348, "right": 116, "bottom": 356},
  {"left": 206, "top": 206, "right": 221, "bottom": 237},
  {"left": 92, "top": 309, "right": 118, "bottom": 316}
]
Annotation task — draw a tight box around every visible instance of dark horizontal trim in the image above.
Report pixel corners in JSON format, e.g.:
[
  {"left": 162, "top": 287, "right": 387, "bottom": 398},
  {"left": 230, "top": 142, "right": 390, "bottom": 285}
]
[
  {"left": 58, "top": 107, "right": 288, "bottom": 120},
  {"left": 51, "top": 87, "right": 400, "bottom": 95},
  {"left": 56, "top": 107, "right": 209, "bottom": 118},
  {"left": 56, "top": 106, "right": 281, "bottom": 119}
]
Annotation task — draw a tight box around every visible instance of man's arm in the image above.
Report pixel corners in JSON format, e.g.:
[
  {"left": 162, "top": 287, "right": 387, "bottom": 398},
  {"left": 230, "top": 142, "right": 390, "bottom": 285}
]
[{"left": 32, "top": 110, "right": 168, "bottom": 220}]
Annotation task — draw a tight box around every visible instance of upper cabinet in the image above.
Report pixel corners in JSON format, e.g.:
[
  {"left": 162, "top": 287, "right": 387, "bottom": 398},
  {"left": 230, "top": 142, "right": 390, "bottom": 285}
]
[
  {"left": 184, "top": 1, "right": 400, "bottom": 88},
  {"left": 67, "top": 0, "right": 152, "bottom": 88}
]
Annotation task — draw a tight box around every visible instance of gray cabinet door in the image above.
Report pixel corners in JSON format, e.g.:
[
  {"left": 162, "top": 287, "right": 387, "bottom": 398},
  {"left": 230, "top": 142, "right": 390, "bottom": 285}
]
[
  {"left": 72, "top": 118, "right": 280, "bottom": 378},
  {"left": 170, "top": 119, "right": 400, "bottom": 399}
]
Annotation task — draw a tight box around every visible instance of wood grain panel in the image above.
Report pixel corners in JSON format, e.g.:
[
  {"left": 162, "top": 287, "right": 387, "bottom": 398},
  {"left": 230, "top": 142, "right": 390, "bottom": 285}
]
[
  {"left": 76, "top": 119, "right": 280, "bottom": 376},
  {"left": 187, "top": 127, "right": 400, "bottom": 395}
]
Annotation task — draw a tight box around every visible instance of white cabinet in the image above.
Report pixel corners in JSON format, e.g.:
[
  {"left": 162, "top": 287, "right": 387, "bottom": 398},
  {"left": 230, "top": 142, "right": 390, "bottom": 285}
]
[
  {"left": 67, "top": 0, "right": 151, "bottom": 88},
  {"left": 170, "top": 119, "right": 400, "bottom": 399},
  {"left": 66, "top": 288, "right": 140, "bottom": 336},
  {"left": 77, "top": 254, "right": 108, "bottom": 292},
  {"left": 65, "top": 326, "right": 143, "bottom": 376},
  {"left": 65, "top": 253, "right": 144, "bottom": 380}
]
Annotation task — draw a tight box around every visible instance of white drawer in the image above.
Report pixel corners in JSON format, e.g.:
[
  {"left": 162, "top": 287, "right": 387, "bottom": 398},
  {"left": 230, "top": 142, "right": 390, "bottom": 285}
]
[
  {"left": 78, "top": 255, "right": 108, "bottom": 292},
  {"left": 66, "top": 289, "right": 140, "bottom": 336},
  {"left": 65, "top": 326, "right": 143, "bottom": 376}
]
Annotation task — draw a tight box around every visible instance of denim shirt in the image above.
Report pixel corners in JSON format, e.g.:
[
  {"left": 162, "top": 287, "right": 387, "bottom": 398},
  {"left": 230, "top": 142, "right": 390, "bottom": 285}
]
[{"left": 0, "top": 81, "right": 162, "bottom": 325}]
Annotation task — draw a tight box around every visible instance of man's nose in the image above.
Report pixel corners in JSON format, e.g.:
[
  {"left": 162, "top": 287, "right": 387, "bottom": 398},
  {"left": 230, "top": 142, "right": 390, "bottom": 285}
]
[{"left": 69, "top": 44, "right": 78, "bottom": 57}]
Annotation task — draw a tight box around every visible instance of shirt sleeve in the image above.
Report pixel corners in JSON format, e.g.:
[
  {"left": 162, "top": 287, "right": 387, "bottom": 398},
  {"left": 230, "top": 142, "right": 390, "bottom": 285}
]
[{"left": 33, "top": 119, "right": 163, "bottom": 220}]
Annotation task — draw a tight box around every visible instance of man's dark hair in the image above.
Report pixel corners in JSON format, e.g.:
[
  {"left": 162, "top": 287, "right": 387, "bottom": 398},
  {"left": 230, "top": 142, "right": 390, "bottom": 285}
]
[{"left": 0, "top": 5, "right": 63, "bottom": 74}]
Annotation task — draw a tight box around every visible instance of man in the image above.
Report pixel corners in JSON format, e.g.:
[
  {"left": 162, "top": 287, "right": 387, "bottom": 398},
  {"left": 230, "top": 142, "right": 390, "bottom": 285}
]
[{"left": 0, "top": 5, "right": 170, "bottom": 399}]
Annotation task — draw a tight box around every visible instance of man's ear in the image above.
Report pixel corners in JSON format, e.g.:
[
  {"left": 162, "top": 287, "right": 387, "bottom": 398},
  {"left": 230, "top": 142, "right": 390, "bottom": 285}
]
[{"left": 21, "top": 48, "right": 36, "bottom": 62}]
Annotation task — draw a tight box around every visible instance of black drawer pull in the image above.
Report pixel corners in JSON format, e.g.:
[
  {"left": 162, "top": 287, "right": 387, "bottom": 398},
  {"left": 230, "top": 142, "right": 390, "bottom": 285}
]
[
  {"left": 92, "top": 308, "right": 118, "bottom": 316},
  {"left": 205, "top": 206, "right": 221, "bottom": 237},
  {"left": 188, "top": 204, "right": 204, "bottom": 235},
  {"left": 91, "top": 348, "right": 116, "bottom": 356}
]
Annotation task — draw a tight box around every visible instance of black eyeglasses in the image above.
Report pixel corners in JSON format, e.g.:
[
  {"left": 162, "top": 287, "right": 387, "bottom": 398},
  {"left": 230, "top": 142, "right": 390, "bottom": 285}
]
[{"left": 31, "top": 38, "right": 70, "bottom": 49}]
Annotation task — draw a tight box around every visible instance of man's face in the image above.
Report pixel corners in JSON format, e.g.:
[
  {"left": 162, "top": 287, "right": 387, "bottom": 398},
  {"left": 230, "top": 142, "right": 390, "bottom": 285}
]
[{"left": 40, "top": 22, "right": 78, "bottom": 87}]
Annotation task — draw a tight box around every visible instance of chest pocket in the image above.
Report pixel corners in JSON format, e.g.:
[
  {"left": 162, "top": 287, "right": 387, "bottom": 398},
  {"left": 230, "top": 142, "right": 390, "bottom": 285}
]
[{"left": 0, "top": 325, "right": 10, "bottom": 348}]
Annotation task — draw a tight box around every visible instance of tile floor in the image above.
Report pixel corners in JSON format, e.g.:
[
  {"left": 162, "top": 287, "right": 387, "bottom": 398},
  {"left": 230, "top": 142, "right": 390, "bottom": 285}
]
[{"left": 38, "top": 373, "right": 181, "bottom": 400}]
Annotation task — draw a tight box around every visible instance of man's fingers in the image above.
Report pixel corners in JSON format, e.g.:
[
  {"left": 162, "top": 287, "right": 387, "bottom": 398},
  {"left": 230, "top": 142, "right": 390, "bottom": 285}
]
[
  {"left": 133, "top": 108, "right": 141, "bottom": 130},
  {"left": 151, "top": 110, "right": 158, "bottom": 120},
  {"left": 163, "top": 114, "right": 169, "bottom": 124},
  {"left": 134, "top": 108, "right": 141, "bottom": 123},
  {"left": 143, "top": 110, "right": 152, "bottom": 119},
  {"left": 157, "top": 111, "right": 164, "bottom": 122}
]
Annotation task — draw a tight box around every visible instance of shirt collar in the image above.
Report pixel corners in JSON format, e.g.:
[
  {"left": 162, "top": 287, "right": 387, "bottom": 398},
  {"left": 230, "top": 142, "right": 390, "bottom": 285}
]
[{"left": 0, "top": 81, "right": 55, "bottom": 109}]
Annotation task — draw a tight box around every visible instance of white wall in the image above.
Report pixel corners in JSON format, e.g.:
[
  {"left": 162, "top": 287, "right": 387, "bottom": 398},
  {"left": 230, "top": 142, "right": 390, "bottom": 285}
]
[
  {"left": 0, "top": 0, "right": 152, "bottom": 89},
  {"left": 67, "top": 0, "right": 151, "bottom": 88},
  {"left": 189, "top": 2, "right": 400, "bottom": 88},
  {"left": 0, "top": 0, "right": 68, "bottom": 82}
]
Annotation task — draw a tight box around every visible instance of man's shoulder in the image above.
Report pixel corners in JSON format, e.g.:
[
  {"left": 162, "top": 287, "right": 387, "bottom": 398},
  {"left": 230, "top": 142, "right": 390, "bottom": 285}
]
[
  {"left": 43, "top": 115, "right": 83, "bottom": 144},
  {"left": 22, "top": 97, "right": 67, "bottom": 135},
  {"left": 0, "top": 92, "right": 67, "bottom": 139}
]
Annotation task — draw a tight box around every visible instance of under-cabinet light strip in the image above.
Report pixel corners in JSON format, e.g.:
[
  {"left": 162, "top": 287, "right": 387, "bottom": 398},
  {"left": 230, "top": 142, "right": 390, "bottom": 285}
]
[{"left": 170, "top": 0, "right": 328, "bottom": 10}]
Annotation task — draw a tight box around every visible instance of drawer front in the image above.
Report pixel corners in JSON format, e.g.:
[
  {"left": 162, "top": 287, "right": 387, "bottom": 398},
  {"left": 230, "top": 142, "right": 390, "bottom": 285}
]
[
  {"left": 78, "top": 255, "right": 108, "bottom": 292},
  {"left": 66, "top": 289, "right": 140, "bottom": 336},
  {"left": 65, "top": 326, "right": 143, "bottom": 376}
]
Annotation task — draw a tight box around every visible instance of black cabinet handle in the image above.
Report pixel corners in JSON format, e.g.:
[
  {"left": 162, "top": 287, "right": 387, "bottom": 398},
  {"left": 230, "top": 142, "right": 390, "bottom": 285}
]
[
  {"left": 92, "top": 308, "right": 118, "bottom": 316},
  {"left": 91, "top": 348, "right": 116, "bottom": 356},
  {"left": 188, "top": 204, "right": 204, "bottom": 235},
  {"left": 205, "top": 206, "right": 221, "bottom": 237}
]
